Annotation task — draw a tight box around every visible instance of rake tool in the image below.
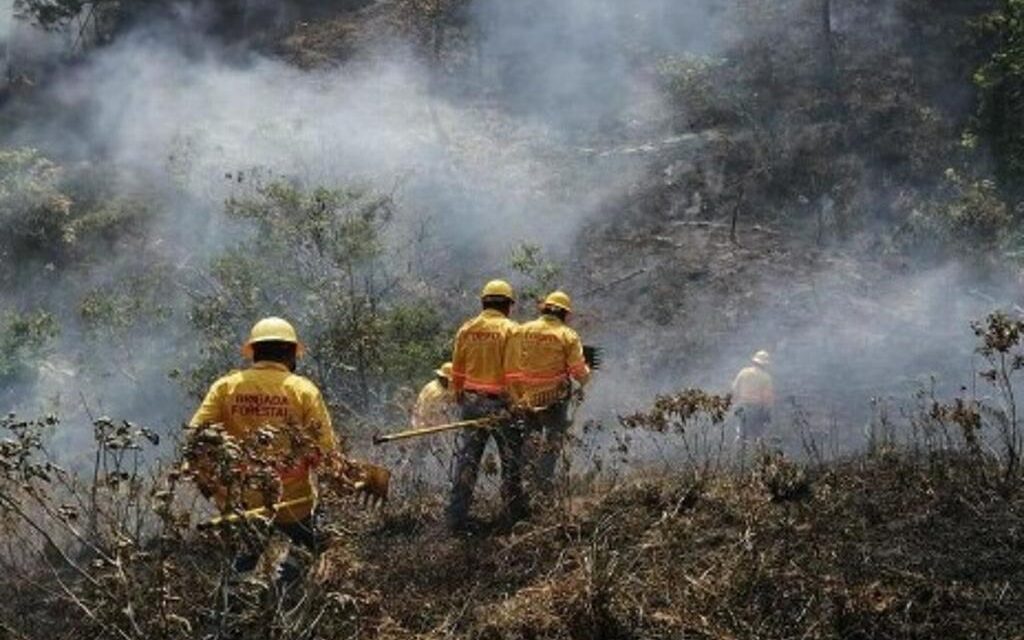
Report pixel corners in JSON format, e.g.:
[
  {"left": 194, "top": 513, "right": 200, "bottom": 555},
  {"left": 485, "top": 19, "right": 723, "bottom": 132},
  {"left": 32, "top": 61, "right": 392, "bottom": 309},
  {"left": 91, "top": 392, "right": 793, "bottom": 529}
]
[
  {"left": 372, "top": 415, "right": 502, "bottom": 445},
  {"left": 371, "top": 351, "right": 606, "bottom": 447},
  {"left": 322, "top": 458, "right": 391, "bottom": 508},
  {"left": 198, "top": 496, "right": 315, "bottom": 530},
  {"left": 197, "top": 458, "right": 391, "bottom": 529}
]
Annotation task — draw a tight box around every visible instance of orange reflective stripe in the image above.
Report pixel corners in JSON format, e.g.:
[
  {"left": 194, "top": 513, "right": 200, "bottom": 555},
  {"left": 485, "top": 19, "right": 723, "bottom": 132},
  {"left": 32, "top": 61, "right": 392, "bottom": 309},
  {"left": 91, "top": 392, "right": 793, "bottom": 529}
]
[
  {"left": 507, "top": 371, "right": 568, "bottom": 384},
  {"left": 463, "top": 379, "right": 506, "bottom": 393},
  {"left": 277, "top": 452, "right": 321, "bottom": 481},
  {"left": 278, "top": 462, "right": 310, "bottom": 481},
  {"left": 567, "top": 361, "right": 589, "bottom": 377}
]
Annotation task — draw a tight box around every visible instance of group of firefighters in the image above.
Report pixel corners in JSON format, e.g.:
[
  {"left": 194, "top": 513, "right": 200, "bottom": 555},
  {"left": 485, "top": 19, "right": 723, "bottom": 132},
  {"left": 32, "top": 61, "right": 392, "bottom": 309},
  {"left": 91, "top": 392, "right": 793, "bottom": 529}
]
[{"left": 186, "top": 278, "right": 774, "bottom": 578}]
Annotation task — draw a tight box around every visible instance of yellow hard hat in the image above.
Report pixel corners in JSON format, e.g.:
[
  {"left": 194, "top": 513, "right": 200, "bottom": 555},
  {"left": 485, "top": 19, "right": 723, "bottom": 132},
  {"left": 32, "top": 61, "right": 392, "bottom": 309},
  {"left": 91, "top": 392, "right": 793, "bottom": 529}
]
[
  {"left": 480, "top": 279, "right": 515, "bottom": 301},
  {"left": 241, "top": 317, "right": 305, "bottom": 360},
  {"left": 752, "top": 350, "right": 771, "bottom": 367},
  {"left": 435, "top": 362, "right": 453, "bottom": 379},
  {"left": 542, "top": 290, "right": 573, "bottom": 314}
]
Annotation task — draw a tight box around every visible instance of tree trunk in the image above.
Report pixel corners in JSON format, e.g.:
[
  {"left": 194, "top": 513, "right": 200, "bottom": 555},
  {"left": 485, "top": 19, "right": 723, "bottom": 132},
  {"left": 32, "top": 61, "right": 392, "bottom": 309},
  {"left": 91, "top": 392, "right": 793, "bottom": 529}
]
[
  {"left": 1, "top": 0, "right": 13, "bottom": 86},
  {"left": 820, "top": 0, "right": 837, "bottom": 93}
]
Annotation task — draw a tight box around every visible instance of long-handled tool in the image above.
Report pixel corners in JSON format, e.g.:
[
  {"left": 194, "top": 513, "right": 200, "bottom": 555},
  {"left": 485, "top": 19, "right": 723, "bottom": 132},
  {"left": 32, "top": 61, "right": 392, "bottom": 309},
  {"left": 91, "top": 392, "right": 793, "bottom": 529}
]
[
  {"left": 197, "top": 458, "right": 390, "bottom": 529},
  {"left": 372, "top": 415, "right": 501, "bottom": 445},
  {"left": 322, "top": 458, "right": 391, "bottom": 507},
  {"left": 199, "top": 496, "right": 316, "bottom": 530}
]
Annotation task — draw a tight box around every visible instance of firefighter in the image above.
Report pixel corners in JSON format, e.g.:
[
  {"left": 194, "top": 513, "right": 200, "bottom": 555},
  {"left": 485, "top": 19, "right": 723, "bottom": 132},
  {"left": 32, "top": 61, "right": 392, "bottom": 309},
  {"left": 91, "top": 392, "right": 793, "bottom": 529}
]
[
  {"left": 447, "top": 280, "right": 522, "bottom": 532},
  {"left": 412, "top": 362, "right": 456, "bottom": 429},
  {"left": 731, "top": 350, "right": 775, "bottom": 444},
  {"left": 505, "top": 291, "right": 591, "bottom": 496},
  {"left": 400, "top": 362, "right": 457, "bottom": 481},
  {"left": 188, "top": 316, "right": 338, "bottom": 578}
]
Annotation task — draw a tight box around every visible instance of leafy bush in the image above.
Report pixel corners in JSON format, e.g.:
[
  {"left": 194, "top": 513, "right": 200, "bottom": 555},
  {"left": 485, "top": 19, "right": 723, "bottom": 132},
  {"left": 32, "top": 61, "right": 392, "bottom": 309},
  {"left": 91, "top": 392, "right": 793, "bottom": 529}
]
[
  {"left": 188, "top": 181, "right": 449, "bottom": 420},
  {"left": 657, "top": 54, "right": 747, "bottom": 129},
  {"left": 0, "top": 148, "right": 73, "bottom": 276},
  {"left": 509, "top": 242, "right": 562, "bottom": 305},
  {"left": 0, "top": 148, "right": 153, "bottom": 283},
  {"left": 896, "top": 168, "right": 1013, "bottom": 261},
  {"left": 13, "top": 0, "right": 91, "bottom": 30},
  {"left": 79, "top": 273, "right": 174, "bottom": 334},
  {"left": 972, "top": 0, "right": 1024, "bottom": 189},
  {"left": 0, "top": 310, "right": 59, "bottom": 387}
]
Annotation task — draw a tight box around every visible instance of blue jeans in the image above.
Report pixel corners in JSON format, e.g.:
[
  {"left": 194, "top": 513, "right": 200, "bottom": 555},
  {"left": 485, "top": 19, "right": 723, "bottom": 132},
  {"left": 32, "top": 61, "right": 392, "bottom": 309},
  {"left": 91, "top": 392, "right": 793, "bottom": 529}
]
[
  {"left": 446, "top": 393, "right": 527, "bottom": 528},
  {"left": 232, "top": 514, "right": 320, "bottom": 579},
  {"left": 520, "top": 399, "right": 571, "bottom": 496},
  {"left": 737, "top": 405, "right": 771, "bottom": 442}
]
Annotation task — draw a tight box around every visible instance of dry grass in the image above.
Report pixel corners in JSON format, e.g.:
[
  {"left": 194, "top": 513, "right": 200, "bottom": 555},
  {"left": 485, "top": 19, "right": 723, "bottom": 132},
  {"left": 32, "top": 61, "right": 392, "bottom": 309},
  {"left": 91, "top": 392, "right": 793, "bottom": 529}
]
[
  {"left": 329, "top": 451, "right": 1024, "bottom": 639},
  {"left": 4, "top": 379, "right": 1024, "bottom": 638}
]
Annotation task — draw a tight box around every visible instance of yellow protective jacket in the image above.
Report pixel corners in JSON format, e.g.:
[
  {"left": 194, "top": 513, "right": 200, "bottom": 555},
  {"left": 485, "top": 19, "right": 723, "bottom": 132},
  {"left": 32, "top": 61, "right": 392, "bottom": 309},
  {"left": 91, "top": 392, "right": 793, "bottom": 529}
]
[
  {"left": 412, "top": 379, "right": 455, "bottom": 428},
  {"left": 505, "top": 314, "right": 590, "bottom": 408},
  {"left": 451, "top": 309, "right": 518, "bottom": 396},
  {"left": 189, "top": 361, "right": 338, "bottom": 523},
  {"left": 732, "top": 365, "right": 775, "bottom": 407}
]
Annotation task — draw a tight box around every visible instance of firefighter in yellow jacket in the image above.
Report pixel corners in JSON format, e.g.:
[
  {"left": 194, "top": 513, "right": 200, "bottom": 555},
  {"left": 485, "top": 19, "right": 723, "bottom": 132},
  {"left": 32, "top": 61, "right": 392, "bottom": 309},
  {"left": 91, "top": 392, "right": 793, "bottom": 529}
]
[
  {"left": 399, "top": 362, "right": 457, "bottom": 480},
  {"left": 447, "top": 280, "right": 522, "bottom": 531},
  {"left": 412, "top": 362, "right": 456, "bottom": 428},
  {"left": 732, "top": 350, "right": 775, "bottom": 443},
  {"left": 506, "top": 291, "right": 591, "bottom": 496},
  {"left": 188, "top": 317, "right": 338, "bottom": 575}
]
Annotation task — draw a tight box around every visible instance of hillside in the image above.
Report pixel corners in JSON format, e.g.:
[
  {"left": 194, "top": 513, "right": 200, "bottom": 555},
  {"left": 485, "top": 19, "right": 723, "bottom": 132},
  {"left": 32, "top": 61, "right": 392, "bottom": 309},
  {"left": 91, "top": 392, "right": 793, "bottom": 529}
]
[
  {"left": 4, "top": 424, "right": 1024, "bottom": 639},
  {"left": 3, "top": 0, "right": 1024, "bottom": 638}
]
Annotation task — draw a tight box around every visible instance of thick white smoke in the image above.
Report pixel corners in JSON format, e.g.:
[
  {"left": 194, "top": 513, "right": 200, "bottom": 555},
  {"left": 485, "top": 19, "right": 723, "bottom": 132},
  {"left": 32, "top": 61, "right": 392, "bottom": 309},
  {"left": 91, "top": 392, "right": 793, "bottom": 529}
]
[
  {"left": 1, "top": 1, "right": 1011, "bottom": 470},
  {"left": 0, "top": 2, "right": 720, "bottom": 451},
  {"left": 1, "top": 0, "right": 13, "bottom": 80}
]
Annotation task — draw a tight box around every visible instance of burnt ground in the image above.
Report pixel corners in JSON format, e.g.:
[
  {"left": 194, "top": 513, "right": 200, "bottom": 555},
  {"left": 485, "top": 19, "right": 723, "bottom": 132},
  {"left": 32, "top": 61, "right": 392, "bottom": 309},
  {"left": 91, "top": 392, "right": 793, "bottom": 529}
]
[{"left": 219, "top": 452, "right": 1024, "bottom": 639}]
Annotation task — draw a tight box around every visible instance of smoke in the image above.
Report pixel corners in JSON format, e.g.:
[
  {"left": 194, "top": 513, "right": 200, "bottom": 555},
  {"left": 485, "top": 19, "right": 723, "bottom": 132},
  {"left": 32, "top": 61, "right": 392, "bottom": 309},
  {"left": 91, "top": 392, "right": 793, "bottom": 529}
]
[
  {"left": 578, "top": 253, "right": 1019, "bottom": 467},
  {"left": 0, "top": 0, "right": 10, "bottom": 36},
  {"left": 470, "top": 0, "right": 722, "bottom": 133},
  {"left": 15, "top": 35, "right": 643, "bottom": 254},
  {"left": 0, "top": 1, "right": 723, "bottom": 450},
  {"left": 0, "top": 0, "right": 1008, "bottom": 472},
  {"left": 1, "top": 0, "right": 12, "bottom": 79}
]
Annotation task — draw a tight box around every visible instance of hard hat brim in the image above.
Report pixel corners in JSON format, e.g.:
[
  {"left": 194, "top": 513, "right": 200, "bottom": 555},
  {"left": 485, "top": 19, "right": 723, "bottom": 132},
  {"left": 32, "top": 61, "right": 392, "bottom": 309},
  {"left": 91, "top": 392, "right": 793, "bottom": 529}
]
[
  {"left": 241, "top": 338, "right": 306, "bottom": 360},
  {"left": 434, "top": 369, "right": 450, "bottom": 379}
]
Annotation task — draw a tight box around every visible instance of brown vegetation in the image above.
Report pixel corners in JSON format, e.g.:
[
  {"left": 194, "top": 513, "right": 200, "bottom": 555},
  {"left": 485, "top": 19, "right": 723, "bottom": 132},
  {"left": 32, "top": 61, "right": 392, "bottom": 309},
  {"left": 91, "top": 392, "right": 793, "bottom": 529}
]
[{"left": 5, "top": 413, "right": 1024, "bottom": 638}]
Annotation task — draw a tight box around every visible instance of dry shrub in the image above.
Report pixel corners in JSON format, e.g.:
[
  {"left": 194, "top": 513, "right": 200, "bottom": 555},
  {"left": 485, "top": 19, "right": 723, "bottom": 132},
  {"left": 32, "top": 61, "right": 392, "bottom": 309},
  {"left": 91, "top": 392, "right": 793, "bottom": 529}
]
[{"left": 6, "top": 363, "right": 1024, "bottom": 639}]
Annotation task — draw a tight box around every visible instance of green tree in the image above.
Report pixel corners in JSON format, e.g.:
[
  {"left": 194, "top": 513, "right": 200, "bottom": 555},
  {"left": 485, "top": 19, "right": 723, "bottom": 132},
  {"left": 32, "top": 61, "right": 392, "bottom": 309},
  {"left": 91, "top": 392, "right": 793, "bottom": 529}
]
[
  {"left": 973, "top": 0, "right": 1024, "bottom": 189},
  {"left": 188, "top": 181, "right": 448, "bottom": 421},
  {"left": 509, "top": 242, "right": 561, "bottom": 305},
  {"left": 0, "top": 149, "right": 73, "bottom": 280},
  {"left": 0, "top": 310, "right": 58, "bottom": 388}
]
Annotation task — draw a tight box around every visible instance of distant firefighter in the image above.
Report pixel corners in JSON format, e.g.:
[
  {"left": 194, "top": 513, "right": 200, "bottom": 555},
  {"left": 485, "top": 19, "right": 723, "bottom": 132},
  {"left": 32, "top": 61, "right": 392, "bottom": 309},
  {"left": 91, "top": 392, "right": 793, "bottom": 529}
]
[
  {"left": 732, "top": 350, "right": 775, "bottom": 443},
  {"left": 412, "top": 362, "right": 457, "bottom": 429}
]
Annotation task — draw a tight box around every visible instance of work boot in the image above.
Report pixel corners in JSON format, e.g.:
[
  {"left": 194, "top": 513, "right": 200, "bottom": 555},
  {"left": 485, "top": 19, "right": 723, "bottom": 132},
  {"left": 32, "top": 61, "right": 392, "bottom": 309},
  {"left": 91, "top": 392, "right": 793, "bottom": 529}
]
[
  {"left": 276, "top": 553, "right": 304, "bottom": 586},
  {"left": 446, "top": 513, "right": 482, "bottom": 537},
  {"left": 496, "top": 502, "right": 530, "bottom": 533}
]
